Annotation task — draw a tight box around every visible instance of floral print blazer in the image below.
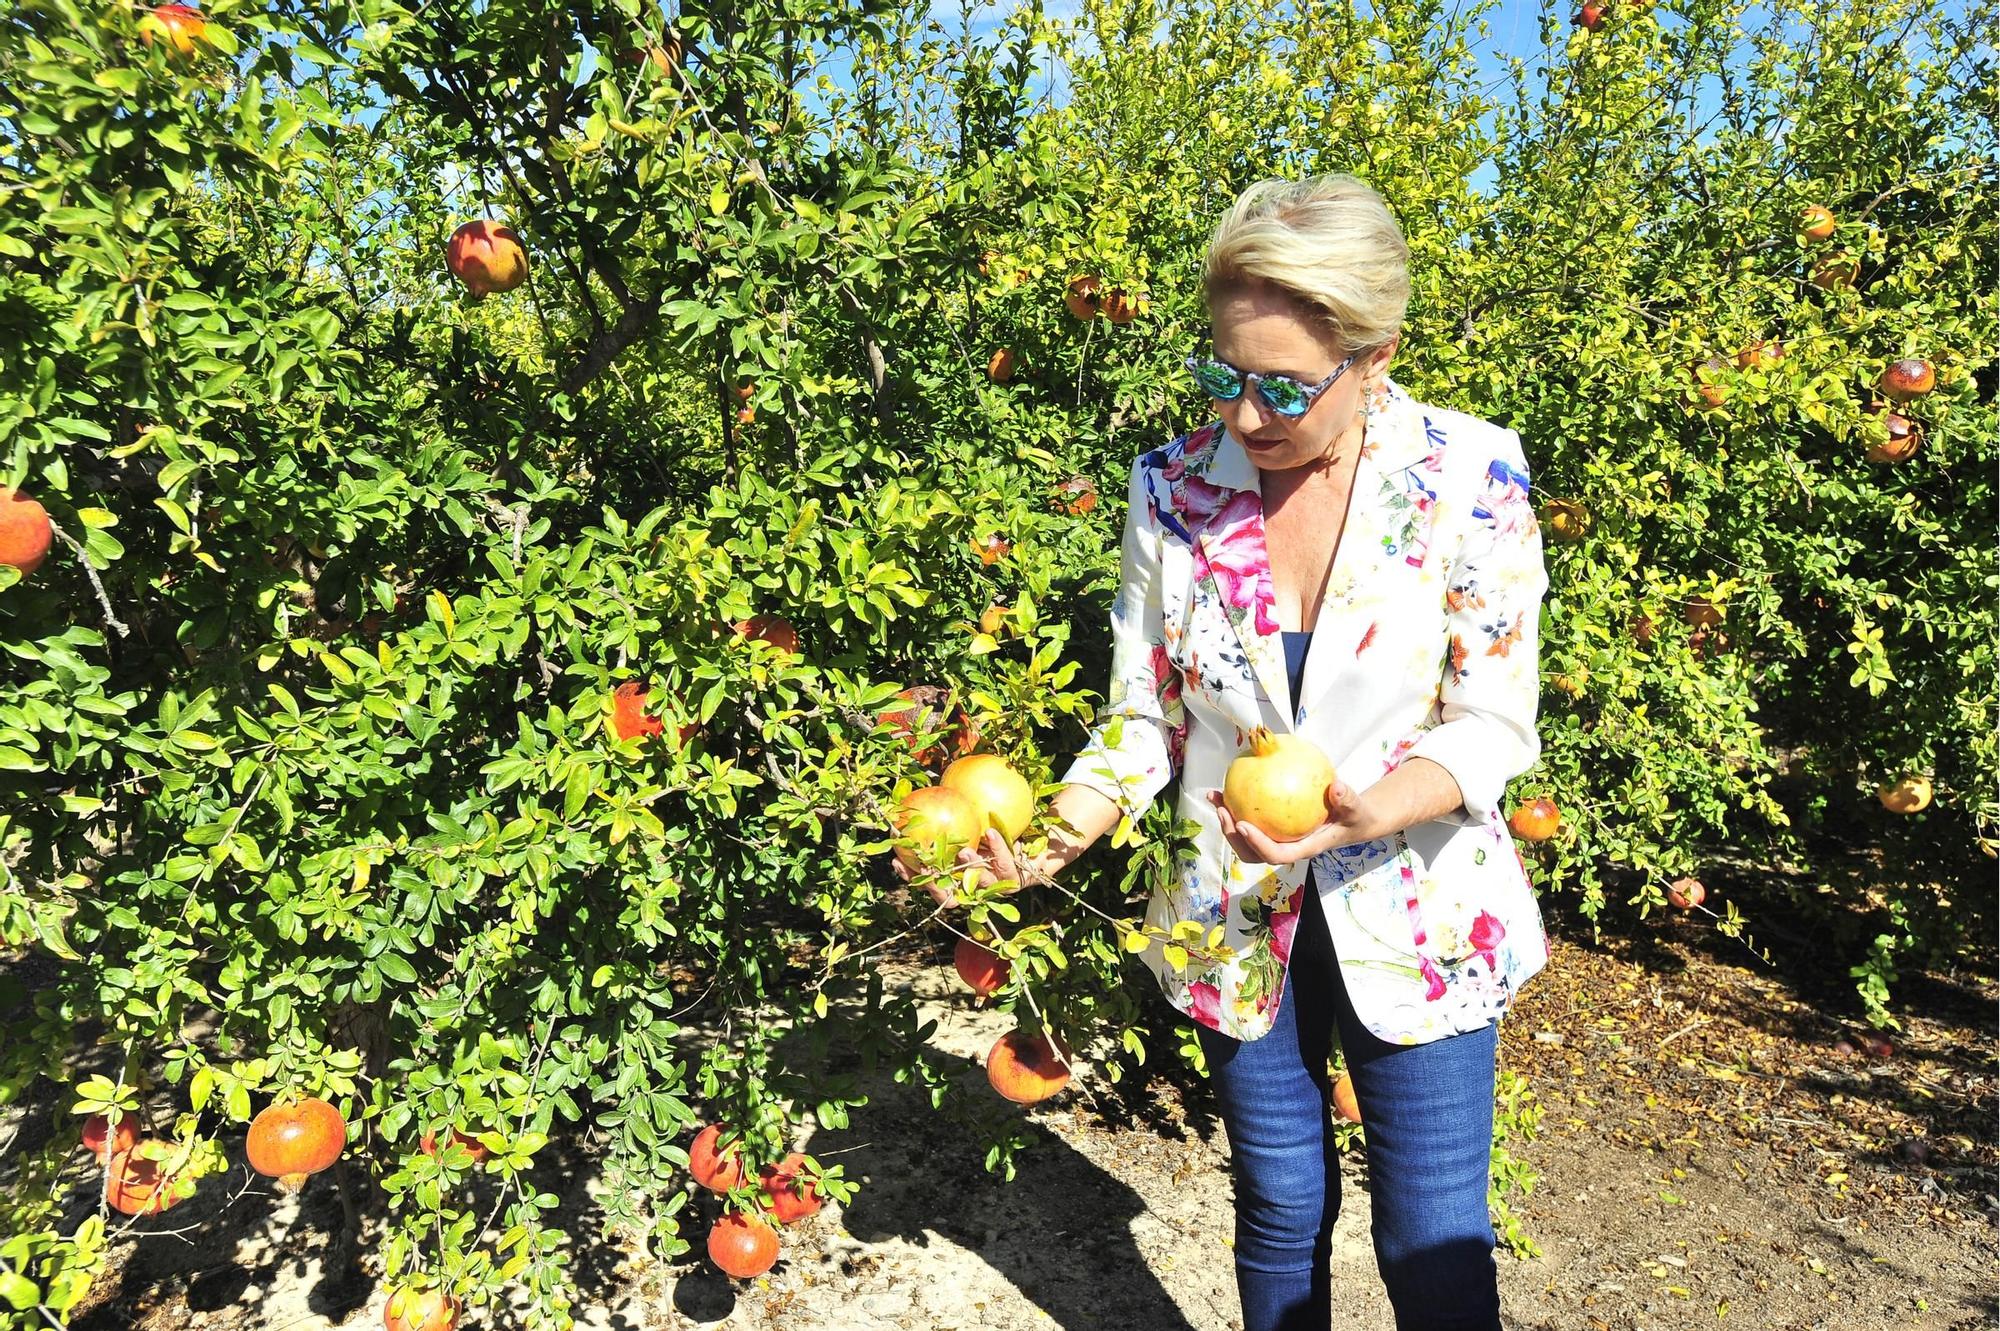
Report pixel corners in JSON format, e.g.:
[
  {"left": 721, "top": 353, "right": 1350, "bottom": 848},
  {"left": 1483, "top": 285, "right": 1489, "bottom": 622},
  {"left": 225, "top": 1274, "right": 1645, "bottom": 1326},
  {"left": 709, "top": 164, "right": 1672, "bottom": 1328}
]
[{"left": 1060, "top": 377, "right": 1551, "bottom": 1047}]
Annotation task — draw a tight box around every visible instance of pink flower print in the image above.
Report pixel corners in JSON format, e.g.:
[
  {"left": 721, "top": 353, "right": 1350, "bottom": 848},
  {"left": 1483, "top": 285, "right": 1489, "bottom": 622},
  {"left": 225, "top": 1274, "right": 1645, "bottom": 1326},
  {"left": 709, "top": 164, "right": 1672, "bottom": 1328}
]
[
  {"left": 1268, "top": 896, "right": 1302, "bottom": 965},
  {"left": 1468, "top": 911, "right": 1506, "bottom": 970},
  {"left": 1420, "top": 956, "right": 1448, "bottom": 1001},
  {"left": 1192, "top": 502, "right": 1280, "bottom": 636},
  {"left": 1148, "top": 644, "right": 1183, "bottom": 709},
  {"left": 1382, "top": 735, "right": 1420, "bottom": 775},
  {"left": 1187, "top": 980, "right": 1223, "bottom": 1028}
]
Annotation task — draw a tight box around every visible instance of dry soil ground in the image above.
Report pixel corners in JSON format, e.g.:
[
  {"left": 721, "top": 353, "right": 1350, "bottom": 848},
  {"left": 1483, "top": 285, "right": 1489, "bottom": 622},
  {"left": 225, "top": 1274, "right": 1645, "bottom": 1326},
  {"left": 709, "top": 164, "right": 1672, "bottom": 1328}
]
[{"left": 38, "top": 859, "right": 2000, "bottom": 1331}]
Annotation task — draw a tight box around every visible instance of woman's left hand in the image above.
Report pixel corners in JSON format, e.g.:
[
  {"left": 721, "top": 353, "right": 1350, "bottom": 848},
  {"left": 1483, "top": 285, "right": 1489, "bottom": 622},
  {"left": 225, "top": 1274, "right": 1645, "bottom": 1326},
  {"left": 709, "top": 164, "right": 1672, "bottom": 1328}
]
[{"left": 1207, "top": 779, "right": 1378, "bottom": 865}]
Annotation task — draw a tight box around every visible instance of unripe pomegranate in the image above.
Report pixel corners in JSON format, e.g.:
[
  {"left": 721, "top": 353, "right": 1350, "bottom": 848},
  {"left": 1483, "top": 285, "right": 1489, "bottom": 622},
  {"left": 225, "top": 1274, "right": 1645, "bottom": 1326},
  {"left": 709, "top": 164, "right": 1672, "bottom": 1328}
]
[
  {"left": 939, "top": 754, "right": 1035, "bottom": 842},
  {"left": 383, "top": 1286, "right": 459, "bottom": 1331},
  {"left": 1221, "top": 728, "right": 1336, "bottom": 841},
  {"left": 1332, "top": 1072, "right": 1362, "bottom": 1123},
  {"left": 0, "top": 490, "right": 53, "bottom": 576},
  {"left": 986, "top": 1029, "right": 1071, "bottom": 1105},
  {"left": 708, "top": 1211, "right": 781, "bottom": 1278},
  {"left": 756, "top": 1152, "right": 823, "bottom": 1224},
  {"left": 986, "top": 347, "right": 1019, "bottom": 382},
  {"left": 1508, "top": 797, "right": 1560, "bottom": 842},
  {"left": 445, "top": 220, "right": 528, "bottom": 299},
  {"left": 953, "top": 937, "right": 1010, "bottom": 998},
  {"left": 246, "top": 1096, "right": 346, "bottom": 1192},
  {"left": 892, "top": 785, "right": 983, "bottom": 872},
  {"left": 1796, "top": 205, "right": 1836, "bottom": 242},
  {"left": 82, "top": 1112, "right": 138, "bottom": 1162},
  {"left": 688, "top": 1123, "right": 743, "bottom": 1193}
]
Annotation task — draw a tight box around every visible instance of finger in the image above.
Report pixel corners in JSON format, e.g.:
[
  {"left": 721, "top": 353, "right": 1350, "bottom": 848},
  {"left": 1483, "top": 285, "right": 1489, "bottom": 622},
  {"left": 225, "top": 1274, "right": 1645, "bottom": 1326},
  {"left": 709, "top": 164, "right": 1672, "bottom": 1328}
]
[{"left": 1324, "top": 778, "right": 1361, "bottom": 817}]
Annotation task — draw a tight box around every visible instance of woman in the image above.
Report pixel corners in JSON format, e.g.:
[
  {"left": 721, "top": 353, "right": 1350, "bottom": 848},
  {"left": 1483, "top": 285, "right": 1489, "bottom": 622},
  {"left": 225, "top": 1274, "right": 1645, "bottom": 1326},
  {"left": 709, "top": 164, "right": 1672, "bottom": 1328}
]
[{"left": 933, "top": 173, "right": 1550, "bottom": 1330}]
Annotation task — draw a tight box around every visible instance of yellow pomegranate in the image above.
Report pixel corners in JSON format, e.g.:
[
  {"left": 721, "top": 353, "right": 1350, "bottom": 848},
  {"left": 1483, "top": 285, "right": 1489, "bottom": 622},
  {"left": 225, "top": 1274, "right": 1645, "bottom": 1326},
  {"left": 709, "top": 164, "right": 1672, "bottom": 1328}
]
[
  {"left": 940, "top": 754, "right": 1035, "bottom": 842},
  {"left": 1222, "top": 728, "right": 1336, "bottom": 841},
  {"left": 892, "top": 786, "right": 983, "bottom": 871},
  {"left": 1877, "top": 774, "right": 1932, "bottom": 815}
]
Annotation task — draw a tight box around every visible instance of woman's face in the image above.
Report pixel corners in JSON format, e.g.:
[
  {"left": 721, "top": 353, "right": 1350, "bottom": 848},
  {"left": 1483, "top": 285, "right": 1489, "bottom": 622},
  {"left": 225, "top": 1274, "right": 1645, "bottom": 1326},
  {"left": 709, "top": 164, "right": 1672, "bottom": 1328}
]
[{"left": 1206, "top": 281, "right": 1396, "bottom": 473}]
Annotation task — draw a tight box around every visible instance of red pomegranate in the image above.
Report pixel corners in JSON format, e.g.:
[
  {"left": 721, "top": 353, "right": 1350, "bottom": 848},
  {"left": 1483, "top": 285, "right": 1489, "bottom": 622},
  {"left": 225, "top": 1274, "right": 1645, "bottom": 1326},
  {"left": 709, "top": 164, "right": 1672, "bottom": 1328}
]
[
  {"left": 419, "top": 1127, "right": 489, "bottom": 1164},
  {"left": 708, "top": 1211, "right": 781, "bottom": 1278},
  {"left": 986, "top": 1029, "right": 1072, "bottom": 1105},
  {"left": 444, "top": 220, "right": 528, "bottom": 299},
  {"left": 0, "top": 490, "right": 52, "bottom": 576},
  {"left": 82, "top": 1111, "right": 139, "bottom": 1162},
  {"left": 104, "top": 1142, "right": 195, "bottom": 1216},
  {"left": 610, "top": 680, "right": 664, "bottom": 742},
  {"left": 382, "top": 1285, "right": 459, "bottom": 1331},
  {"left": 246, "top": 1096, "right": 346, "bottom": 1191},
  {"left": 688, "top": 1123, "right": 743, "bottom": 1192},
  {"left": 954, "top": 937, "right": 1010, "bottom": 998},
  {"left": 756, "top": 1152, "right": 823, "bottom": 1224}
]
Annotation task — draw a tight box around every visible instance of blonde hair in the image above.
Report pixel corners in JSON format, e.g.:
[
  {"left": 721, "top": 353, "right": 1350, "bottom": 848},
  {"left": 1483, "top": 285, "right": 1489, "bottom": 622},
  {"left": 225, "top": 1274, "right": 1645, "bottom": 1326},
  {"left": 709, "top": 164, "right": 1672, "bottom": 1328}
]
[{"left": 1203, "top": 175, "right": 1411, "bottom": 355}]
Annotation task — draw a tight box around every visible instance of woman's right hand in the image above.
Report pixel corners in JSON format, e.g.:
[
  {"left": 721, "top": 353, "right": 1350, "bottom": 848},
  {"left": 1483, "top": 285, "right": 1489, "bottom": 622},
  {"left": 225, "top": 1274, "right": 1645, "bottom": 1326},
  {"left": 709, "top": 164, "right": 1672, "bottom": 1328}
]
[{"left": 890, "top": 828, "right": 1024, "bottom": 908}]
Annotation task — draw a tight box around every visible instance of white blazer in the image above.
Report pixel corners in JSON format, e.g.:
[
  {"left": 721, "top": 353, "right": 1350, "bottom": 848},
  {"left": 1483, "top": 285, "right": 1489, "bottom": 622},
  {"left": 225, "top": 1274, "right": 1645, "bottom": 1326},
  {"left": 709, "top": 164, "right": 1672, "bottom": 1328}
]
[{"left": 1061, "top": 376, "right": 1551, "bottom": 1046}]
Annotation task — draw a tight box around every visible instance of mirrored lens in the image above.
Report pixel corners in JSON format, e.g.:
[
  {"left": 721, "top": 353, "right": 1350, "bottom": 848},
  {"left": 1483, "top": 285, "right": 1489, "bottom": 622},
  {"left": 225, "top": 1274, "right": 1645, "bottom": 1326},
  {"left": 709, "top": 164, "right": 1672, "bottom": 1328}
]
[
  {"left": 1257, "top": 377, "right": 1309, "bottom": 415},
  {"left": 1193, "top": 361, "right": 1244, "bottom": 399}
]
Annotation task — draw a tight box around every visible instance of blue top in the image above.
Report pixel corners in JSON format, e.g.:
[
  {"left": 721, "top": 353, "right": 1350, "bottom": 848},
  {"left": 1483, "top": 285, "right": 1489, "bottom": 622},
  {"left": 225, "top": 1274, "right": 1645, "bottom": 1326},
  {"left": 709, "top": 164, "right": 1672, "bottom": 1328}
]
[{"left": 1281, "top": 629, "right": 1312, "bottom": 717}]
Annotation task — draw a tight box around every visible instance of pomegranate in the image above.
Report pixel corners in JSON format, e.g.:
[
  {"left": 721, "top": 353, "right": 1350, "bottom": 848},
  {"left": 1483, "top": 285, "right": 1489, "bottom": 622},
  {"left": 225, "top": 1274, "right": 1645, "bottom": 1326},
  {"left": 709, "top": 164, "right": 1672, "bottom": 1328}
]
[
  {"left": 419, "top": 1127, "right": 489, "bottom": 1164},
  {"left": 82, "top": 1112, "right": 138, "bottom": 1162},
  {"left": 445, "top": 220, "right": 528, "bottom": 299},
  {"left": 1865, "top": 413, "right": 1924, "bottom": 464},
  {"left": 610, "top": 681, "right": 664, "bottom": 742},
  {"left": 1667, "top": 877, "right": 1706, "bottom": 909},
  {"left": 138, "top": 4, "right": 206, "bottom": 55},
  {"left": 1574, "top": 3, "right": 1606, "bottom": 31},
  {"left": 383, "top": 1286, "right": 459, "bottom": 1331},
  {"left": 939, "top": 754, "right": 1035, "bottom": 842},
  {"left": 1631, "top": 610, "right": 1658, "bottom": 644},
  {"left": 1877, "top": 774, "right": 1932, "bottom": 815},
  {"left": 0, "top": 490, "right": 52, "bottom": 576},
  {"left": 105, "top": 1142, "right": 195, "bottom": 1216},
  {"left": 1879, "top": 358, "right": 1935, "bottom": 403},
  {"left": 1507, "top": 797, "right": 1561, "bottom": 843},
  {"left": 1063, "top": 275, "right": 1102, "bottom": 320},
  {"left": 1332, "top": 1072, "right": 1362, "bottom": 1124},
  {"left": 986, "top": 348, "right": 1019, "bottom": 382},
  {"left": 1684, "top": 597, "right": 1724, "bottom": 628},
  {"left": 734, "top": 613, "right": 798, "bottom": 655},
  {"left": 1735, "top": 338, "right": 1786, "bottom": 370},
  {"left": 971, "top": 532, "right": 1011, "bottom": 565},
  {"left": 986, "top": 1029, "right": 1071, "bottom": 1105},
  {"left": 1796, "top": 205, "right": 1836, "bottom": 242},
  {"left": 246, "top": 1096, "right": 346, "bottom": 1191},
  {"left": 882, "top": 686, "right": 974, "bottom": 766},
  {"left": 1812, "top": 256, "right": 1858, "bottom": 290},
  {"left": 1051, "top": 476, "right": 1098, "bottom": 515},
  {"left": 1543, "top": 497, "right": 1590, "bottom": 544},
  {"left": 1221, "top": 728, "right": 1337, "bottom": 841},
  {"left": 1101, "top": 289, "right": 1145, "bottom": 324},
  {"left": 756, "top": 1152, "right": 823, "bottom": 1224},
  {"left": 1688, "top": 355, "right": 1731, "bottom": 409},
  {"left": 688, "top": 1123, "right": 744, "bottom": 1192},
  {"left": 708, "top": 1211, "right": 781, "bottom": 1278},
  {"left": 953, "top": 937, "right": 1010, "bottom": 998},
  {"left": 891, "top": 785, "right": 983, "bottom": 872}
]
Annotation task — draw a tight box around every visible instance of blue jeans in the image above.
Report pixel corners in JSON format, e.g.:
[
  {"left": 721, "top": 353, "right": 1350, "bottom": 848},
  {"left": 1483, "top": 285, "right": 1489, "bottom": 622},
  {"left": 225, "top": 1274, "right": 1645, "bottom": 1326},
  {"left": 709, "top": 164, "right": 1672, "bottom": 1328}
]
[{"left": 1196, "top": 882, "right": 1503, "bottom": 1331}]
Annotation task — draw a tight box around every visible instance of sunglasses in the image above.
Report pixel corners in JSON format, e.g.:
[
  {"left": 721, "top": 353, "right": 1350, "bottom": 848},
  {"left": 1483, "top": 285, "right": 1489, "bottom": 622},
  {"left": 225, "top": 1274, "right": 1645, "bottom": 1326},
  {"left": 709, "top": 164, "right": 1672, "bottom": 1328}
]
[{"left": 1185, "top": 352, "right": 1357, "bottom": 419}]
